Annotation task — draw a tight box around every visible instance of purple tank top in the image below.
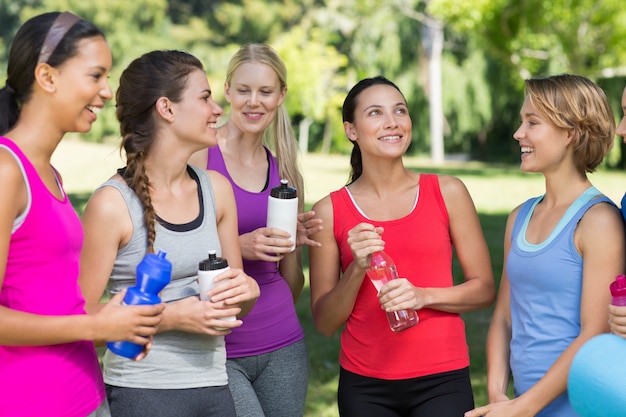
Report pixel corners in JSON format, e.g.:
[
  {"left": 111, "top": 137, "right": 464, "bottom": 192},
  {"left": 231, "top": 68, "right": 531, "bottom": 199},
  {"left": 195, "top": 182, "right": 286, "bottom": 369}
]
[
  {"left": 0, "top": 137, "right": 105, "bottom": 417},
  {"left": 207, "top": 145, "right": 303, "bottom": 357}
]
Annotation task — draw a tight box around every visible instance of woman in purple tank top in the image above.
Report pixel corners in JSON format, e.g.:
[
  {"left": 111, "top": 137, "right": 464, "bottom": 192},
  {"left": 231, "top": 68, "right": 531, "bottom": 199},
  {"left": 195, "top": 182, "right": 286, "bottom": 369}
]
[
  {"left": 0, "top": 12, "right": 163, "bottom": 417},
  {"left": 189, "top": 44, "right": 321, "bottom": 417}
]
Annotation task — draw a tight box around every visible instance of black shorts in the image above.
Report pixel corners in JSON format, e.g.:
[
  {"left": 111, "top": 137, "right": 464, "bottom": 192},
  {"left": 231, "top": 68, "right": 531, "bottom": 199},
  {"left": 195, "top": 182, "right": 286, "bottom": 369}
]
[{"left": 338, "top": 366, "right": 474, "bottom": 417}]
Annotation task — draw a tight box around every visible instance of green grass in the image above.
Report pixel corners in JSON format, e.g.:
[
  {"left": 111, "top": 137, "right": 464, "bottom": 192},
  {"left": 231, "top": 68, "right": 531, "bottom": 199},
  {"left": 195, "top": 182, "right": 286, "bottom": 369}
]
[{"left": 57, "top": 139, "right": 626, "bottom": 417}]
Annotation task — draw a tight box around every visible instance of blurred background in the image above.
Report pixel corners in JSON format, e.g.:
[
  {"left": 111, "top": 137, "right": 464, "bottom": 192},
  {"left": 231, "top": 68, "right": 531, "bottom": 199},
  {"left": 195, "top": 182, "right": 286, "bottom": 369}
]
[{"left": 2, "top": 0, "right": 626, "bottom": 166}]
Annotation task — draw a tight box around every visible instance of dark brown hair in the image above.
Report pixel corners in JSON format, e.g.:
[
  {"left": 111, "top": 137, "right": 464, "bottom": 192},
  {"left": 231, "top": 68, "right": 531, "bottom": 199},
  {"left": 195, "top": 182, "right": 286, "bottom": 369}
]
[
  {"left": 342, "top": 76, "right": 405, "bottom": 184},
  {"left": 116, "top": 50, "right": 203, "bottom": 252},
  {"left": 0, "top": 11, "right": 104, "bottom": 134}
]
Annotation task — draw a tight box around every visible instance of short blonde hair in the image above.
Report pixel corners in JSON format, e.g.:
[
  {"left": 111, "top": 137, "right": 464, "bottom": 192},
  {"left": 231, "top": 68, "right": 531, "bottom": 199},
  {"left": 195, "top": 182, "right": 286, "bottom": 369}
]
[{"left": 525, "top": 74, "right": 615, "bottom": 173}]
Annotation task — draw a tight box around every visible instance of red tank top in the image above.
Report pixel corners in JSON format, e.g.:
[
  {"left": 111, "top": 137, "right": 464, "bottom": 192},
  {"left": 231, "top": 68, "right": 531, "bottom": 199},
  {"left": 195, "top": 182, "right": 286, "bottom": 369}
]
[{"left": 331, "top": 174, "right": 469, "bottom": 379}]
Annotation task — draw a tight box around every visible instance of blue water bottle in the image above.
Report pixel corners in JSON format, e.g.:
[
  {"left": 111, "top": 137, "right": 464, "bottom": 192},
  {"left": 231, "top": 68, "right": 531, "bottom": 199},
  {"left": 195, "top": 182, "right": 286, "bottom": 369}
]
[{"left": 107, "top": 250, "right": 172, "bottom": 359}]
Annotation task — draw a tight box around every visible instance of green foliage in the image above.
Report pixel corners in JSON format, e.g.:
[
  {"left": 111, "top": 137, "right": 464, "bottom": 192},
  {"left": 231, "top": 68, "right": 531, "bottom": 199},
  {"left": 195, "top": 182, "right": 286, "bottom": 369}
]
[
  {"left": 440, "top": 50, "right": 492, "bottom": 155},
  {"left": 428, "top": 0, "right": 626, "bottom": 78},
  {"left": 2, "top": 0, "right": 626, "bottom": 164}
]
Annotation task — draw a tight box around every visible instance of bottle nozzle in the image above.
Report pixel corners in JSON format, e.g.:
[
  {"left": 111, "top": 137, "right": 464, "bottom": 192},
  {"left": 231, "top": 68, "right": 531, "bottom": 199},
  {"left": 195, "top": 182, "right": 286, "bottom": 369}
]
[
  {"left": 270, "top": 179, "right": 297, "bottom": 199},
  {"left": 156, "top": 250, "right": 167, "bottom": 259}
]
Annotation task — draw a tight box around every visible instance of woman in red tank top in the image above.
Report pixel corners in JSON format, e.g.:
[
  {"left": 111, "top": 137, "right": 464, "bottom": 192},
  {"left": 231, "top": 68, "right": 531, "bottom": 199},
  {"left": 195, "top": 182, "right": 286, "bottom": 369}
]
[{"left": 309, "top": 76, "right": 495, "bottom": 417}]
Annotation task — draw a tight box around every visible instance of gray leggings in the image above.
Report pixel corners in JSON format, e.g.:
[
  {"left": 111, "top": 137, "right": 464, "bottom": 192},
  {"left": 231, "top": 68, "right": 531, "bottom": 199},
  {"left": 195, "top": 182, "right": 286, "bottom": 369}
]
[
  {"left": 105, "top": 384, "right": 235, "bottom": 417},
  {"left": 226, "top": 339, "right": 308, "bottom": 417}
]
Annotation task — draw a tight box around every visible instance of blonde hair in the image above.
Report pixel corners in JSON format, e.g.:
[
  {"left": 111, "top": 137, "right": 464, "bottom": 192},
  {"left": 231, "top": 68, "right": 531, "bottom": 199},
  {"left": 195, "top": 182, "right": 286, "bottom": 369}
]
[
  {"left": 525, "top": 74, "right": 615, "bottom": 173},
  {"left": 226, "top": 44, "right": 304, "bottom": 209}
]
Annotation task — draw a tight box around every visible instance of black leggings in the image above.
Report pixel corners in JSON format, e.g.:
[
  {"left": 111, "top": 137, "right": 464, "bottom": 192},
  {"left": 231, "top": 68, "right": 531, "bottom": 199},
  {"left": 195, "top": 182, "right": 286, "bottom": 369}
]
[
  {"left": 105, "top": 384, "right": 236, "bottom": 417},
  {"left": 338, "top": 367, "right": 474, "bottom": 417}
]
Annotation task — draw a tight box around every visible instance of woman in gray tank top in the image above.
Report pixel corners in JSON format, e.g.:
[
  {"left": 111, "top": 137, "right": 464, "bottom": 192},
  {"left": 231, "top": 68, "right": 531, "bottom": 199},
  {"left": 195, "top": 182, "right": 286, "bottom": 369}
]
[{"left": 78, "top": 50, "right": 260, "bottom": 417}]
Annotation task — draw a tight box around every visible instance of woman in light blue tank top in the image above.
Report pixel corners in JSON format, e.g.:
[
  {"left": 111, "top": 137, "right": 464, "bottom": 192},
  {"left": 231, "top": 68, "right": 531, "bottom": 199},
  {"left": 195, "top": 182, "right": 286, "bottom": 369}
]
[
  {"left": 467, "top": 75, "right": 625, "bottom": 417},
  {"left": 78, "top": 50, "right": 260, "bottom": 417}
]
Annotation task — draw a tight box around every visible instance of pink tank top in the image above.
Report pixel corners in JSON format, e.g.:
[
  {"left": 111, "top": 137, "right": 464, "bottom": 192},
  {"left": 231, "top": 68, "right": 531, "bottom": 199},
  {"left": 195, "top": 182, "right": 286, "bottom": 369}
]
[
  {"left": 0, "top": 137, "right": 105, "bottom": 417},
  {"left": 331, "top": 174, "right": 469, "bottom": 379}
]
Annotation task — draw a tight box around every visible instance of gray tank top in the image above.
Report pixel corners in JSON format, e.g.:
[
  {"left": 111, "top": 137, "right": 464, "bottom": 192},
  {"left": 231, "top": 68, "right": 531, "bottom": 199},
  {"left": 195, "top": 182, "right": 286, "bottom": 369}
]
[{"left": 101, "top": 165, "right": 227, "bottom": 389}]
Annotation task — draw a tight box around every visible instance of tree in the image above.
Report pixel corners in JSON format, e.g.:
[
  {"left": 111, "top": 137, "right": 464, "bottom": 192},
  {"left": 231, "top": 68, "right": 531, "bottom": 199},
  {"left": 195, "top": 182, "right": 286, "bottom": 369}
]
[
  {"left": 428, "top": 0, "right": 626, "bottom": 80},
  {"left": 273, "top": 21, "right": 348, "bottom": 154},
  {"left": 427, "top": 0, "right": 626, "bottom": 161}
]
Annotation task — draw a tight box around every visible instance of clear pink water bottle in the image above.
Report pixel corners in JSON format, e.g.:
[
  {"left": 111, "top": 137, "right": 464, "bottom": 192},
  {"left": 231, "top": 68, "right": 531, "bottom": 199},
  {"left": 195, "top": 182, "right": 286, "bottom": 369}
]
[
  {"left": 366, "top": 250, "right": 418, "bottom": 332},
  {"left": 610, "top": 274, "right": 626, "bottom": 306}
]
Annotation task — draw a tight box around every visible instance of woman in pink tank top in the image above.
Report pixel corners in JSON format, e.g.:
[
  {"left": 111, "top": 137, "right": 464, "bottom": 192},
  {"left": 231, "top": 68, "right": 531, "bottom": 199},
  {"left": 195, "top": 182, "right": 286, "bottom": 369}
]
[{"left": 0, "top": 12, "right": 163, "bottom": 417}]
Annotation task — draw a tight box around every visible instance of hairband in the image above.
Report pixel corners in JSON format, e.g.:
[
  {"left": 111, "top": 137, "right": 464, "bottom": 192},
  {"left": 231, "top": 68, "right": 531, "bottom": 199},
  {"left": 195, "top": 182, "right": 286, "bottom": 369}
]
[{"left": 37, "top": 12, "right": 82, "bottom": 64}]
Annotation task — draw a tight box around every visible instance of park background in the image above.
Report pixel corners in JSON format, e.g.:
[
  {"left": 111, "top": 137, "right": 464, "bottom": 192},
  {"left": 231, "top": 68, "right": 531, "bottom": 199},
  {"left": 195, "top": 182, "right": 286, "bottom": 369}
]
[{"left": 3, "top": 1, "right": 626, "bottom": 416}]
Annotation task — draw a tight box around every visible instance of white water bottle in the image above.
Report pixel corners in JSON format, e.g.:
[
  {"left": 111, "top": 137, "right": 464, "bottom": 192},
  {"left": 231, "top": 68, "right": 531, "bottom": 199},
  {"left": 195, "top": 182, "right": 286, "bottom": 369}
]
[
  {"left": 266, "top": 179, "right": 298, "bottom": 252},
  {"left": 198, "top": 250, "right": 235, "bottom": 329}
]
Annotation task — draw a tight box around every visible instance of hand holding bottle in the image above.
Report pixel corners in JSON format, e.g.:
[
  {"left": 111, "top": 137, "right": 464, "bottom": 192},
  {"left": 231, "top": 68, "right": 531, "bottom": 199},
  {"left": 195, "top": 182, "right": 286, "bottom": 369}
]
[
  {"left": 107, "top": 250, "right": 172, "bottom": 359},
  {"left": 609, "top": 274, "right": 626, "bottom": 338},
  {"left": 366, "top": 250, "right": 418, "bottom": 332},
  {"left": 92, "top": 290, "right": 164, "bottom": 349},
  {"left": 346, "top": 222, "right": 385, "bottom": 270},
  {"left": 198, "top": 251, "right": 236, "bottom": 330},
  {"left": 239, "top": 227, "right": 294, "bottom": 263},
  {"left": 266, "top": 179, "right": 298, "bottom": 252}
]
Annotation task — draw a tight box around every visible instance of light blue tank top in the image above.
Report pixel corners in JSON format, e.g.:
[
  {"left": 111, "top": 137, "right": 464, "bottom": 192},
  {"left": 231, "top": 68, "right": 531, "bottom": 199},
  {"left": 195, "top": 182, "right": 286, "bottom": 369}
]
[{"left": 507, "top": 186, "right": 613, "bottom": 416}]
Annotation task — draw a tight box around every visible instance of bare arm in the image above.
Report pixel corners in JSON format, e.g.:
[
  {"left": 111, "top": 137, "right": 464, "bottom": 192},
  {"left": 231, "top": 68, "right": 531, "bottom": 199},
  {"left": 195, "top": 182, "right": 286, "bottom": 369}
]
[
  {"left": 79, "top": 183, "right": 131, "bottom": 309},
  {"left": 279, "top": 248, "right": 305, "bottom": 302},
  {"left": 78, "top": 183, "right": 165, "bottom": 346},
  {"left": 484, "top": 209, "right": 517, "bottom": 404},
  {"left": 0, "top": 152, "right": 161, "bottom": 347},
  {"left": 0, "top": 151, "right": 99, "bottom": 345},
  {"left": 309, "top": 196, "right": 385, "bottom": 336},
  {"left": 284, "top": 209, "right": 325, "bottom": 301}
]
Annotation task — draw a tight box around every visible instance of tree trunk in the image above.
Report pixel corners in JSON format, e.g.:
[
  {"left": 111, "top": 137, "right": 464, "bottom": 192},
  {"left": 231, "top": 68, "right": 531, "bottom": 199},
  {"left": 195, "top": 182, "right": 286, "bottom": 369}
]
[
  {"left": 421, "top": 17, "right": 445, "bottom": 164},
  {"left": 298, "top": 116, "right": 313, "bottom": 155}
]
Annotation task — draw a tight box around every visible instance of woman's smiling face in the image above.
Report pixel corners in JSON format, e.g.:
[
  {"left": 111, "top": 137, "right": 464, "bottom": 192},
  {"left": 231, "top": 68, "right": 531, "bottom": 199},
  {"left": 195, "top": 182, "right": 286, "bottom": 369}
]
[
  {"left": 224, "top": 62, "right": 285, "bottom": 136},
  {"left": 53, "top": 36, "right": 112, "bottom": 134},
  {"left": 344, "top": 84, "right": 412, "bottom": 158},
  {"left": 512, "top": 96, "right": 572, "bottom": 173}
]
